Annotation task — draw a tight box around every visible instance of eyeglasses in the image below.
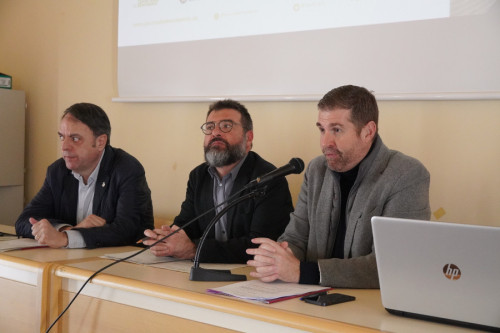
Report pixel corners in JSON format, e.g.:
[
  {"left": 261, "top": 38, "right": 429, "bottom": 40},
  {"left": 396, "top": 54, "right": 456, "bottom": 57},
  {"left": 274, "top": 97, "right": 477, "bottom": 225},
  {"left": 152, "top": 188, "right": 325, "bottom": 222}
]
[{"left": 200, "top": 120, "right": 242, "bottom": 135}]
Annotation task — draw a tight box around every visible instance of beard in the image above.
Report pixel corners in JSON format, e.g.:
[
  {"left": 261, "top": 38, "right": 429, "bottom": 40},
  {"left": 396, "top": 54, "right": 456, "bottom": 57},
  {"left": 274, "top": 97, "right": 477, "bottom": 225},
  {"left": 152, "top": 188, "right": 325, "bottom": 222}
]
[
  {"left": 204, "top": 137, "right": 247, "bottom": 167},
  {"left": 323, "top": 147, "right": 349, "bottom": 172}
]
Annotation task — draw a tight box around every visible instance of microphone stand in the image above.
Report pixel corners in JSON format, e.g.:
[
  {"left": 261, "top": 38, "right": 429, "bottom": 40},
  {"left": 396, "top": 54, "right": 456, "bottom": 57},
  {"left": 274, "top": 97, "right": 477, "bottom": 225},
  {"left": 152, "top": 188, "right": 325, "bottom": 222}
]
[{"left": 189, "top": 186, "right": 267, "bottom": 281}]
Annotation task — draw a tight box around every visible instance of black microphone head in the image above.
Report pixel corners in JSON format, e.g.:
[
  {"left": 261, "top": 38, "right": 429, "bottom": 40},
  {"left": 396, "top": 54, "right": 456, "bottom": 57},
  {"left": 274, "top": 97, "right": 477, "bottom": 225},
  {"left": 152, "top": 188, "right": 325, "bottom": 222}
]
[{"left": 289, "top": 157, "right": 305, "bottom": 174}]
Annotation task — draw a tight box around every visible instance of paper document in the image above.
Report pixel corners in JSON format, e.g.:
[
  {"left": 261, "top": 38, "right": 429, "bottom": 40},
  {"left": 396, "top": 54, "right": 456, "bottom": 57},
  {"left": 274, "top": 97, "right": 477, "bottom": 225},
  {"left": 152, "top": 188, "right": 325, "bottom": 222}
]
[
  {"left": 102, "top": 249, "right": 181, "bottom": 264},
  {"left": 0, "top": 238, "right": 49, "bottom": 252},
  {"left": 208, "top": 279, "right": 331, "bottom": 304},
  {"left": 101, "top": 248, "right": 246, "bottom": 273},
  {"left": 0, "top": 235, "right": 19, "bottom": 241},
  {"left": 102, "top": 249, "right": 245, "bottom": 273},
  {"left": 151, "top": 261, "right": 245, "bottom": 273}
]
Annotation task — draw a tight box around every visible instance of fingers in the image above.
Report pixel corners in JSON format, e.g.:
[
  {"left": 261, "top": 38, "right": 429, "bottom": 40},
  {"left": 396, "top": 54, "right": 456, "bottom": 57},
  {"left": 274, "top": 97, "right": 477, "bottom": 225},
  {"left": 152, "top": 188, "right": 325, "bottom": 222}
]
[
  {"left": 251, "top": 238, "right": 290, "bottom": 255},
  {"left": 80, "top": 214, "right": 106, "bottom": 228},
  {"left": 143, "top": 227, "right": 173, "bottom": 246},
  {"left": 161, "top": 224, "right": 171, "bottom": 231},
  {"left": 143, "top": 239, "right": 159, "bottom": 246},
  {"left": 153, "top": 227, "right": 171, "bottom": 236},
  {"left": 257, "top": 275, "right": 280, "bottom": 283},
  {"left": 248, "top": 262, "right": 280, "bottom": 282},
  {"left": 247, "top": 239, "right": 283, "bottom": 260},
  {"left": 251, "top": 237, "right": 279, "bottom": 247},
  {"left": 31, "top": 219, "right": 48, "bottom": 239},
  {"left": 37, "top": 232, "right": 47, "bottom": 244},
  {"left": 149, "top": 243, "right": 170, "bottom": 257},
  {"left": 143, "top": 229, "right": 169, "bottom": 253},
  {"left": 249, "top": 271, "right": 280, "bottom": 282},
  {"left": 247, "top": 238, "right": 285, "bottom": 270},
  {"left": 35, "top": 230, "right": 50, "bottom": 245},
  {"left": 32, "top": 223, "right": 51, "bottom": 245},
  {"left": 143, "top": 229, "right": 158, "bottom": 238},
  {"left": 28, "top": 219, "right": 68, "bottom": 248},
  {"left": 246, "top": 237, "right": 301, "bottom": 283},
  {"left": 89, "top": 214, "right": 106, "bottom": 226},
  {"left": 247, "top": 255, "right": 275, "bottom": 267}
]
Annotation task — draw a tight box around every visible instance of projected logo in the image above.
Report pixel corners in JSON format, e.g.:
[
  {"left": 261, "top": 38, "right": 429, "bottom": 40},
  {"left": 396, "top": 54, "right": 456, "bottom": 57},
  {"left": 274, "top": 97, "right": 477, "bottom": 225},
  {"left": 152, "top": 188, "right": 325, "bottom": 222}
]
[
  {"left": 135, "top": 0, "right": 158, "bottom": 7},
  {"left": 443, "top": 264, "right": 461, "bottom": 280}
]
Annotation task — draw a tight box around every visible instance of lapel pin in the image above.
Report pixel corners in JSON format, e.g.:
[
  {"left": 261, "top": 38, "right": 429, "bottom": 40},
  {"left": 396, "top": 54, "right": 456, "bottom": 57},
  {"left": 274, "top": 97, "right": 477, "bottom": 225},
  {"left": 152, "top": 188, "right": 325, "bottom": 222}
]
[{"left": 102, "top": 182, "right": 106, "bottom": 187}]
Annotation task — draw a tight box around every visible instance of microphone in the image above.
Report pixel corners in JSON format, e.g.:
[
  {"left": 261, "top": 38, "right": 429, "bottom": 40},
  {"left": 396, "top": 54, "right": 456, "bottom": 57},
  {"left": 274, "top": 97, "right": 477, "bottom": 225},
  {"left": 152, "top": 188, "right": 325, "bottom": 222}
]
[{"left": 245, "top": 157, "right": 304, "bottom": 189}]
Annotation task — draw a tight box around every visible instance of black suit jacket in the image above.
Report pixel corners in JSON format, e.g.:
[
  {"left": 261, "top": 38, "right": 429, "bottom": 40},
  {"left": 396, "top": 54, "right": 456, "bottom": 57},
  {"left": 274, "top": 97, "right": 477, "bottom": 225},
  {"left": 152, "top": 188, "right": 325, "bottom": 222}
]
[
  {"left": 15, "top": 146, "right": 154, "bottom": 248},
  {"left": 174, "top": 151, "right": 294, "bottom": 263}
]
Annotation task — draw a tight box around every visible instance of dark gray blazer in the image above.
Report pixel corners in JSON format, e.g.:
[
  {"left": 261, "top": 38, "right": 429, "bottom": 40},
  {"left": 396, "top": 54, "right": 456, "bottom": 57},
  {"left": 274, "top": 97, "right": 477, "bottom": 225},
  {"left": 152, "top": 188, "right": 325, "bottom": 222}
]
[
  {"left": 279, "top": 136, "right": 431, "bottom": 288},
  {"left": 15, "top": 145, "right": 154, "bottom": 248}
]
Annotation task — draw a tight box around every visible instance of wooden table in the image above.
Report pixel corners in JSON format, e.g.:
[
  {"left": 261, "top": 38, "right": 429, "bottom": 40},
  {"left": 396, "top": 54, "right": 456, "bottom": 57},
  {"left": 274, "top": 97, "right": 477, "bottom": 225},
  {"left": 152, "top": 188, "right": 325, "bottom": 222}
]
[
  {"left": 0, "top": 246, "right": 137, "bottom": 333},
  {"left": 47, "top": 258, "right": 478, "bottom": 333}
]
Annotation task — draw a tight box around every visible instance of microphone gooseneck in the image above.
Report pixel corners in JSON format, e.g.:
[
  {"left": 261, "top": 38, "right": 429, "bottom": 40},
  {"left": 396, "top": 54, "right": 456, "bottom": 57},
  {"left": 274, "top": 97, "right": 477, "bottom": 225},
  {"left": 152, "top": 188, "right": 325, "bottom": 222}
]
[
  {"left": 190, "top": 187, "right": 267, "bottom": 281},
  {"left": 244, "top": 157, "right": 304, "bottom": 189}
]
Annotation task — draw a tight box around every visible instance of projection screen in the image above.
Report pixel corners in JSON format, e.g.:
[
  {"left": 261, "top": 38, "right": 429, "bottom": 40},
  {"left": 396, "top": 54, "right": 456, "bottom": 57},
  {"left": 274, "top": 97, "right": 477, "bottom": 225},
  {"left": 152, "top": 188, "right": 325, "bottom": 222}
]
[{"left": 116, "top": 0, "right": 500, "bottom": 102}]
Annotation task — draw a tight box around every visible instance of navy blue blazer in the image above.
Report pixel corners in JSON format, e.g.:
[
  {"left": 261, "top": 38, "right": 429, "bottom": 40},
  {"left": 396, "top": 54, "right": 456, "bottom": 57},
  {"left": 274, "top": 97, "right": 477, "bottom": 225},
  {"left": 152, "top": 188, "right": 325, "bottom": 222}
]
[
  {"left": 15, "top": 145, "right": 154, "bottom": 248},
  {"left": 174, "top": 151, "right": 294, "bottom": 263}
]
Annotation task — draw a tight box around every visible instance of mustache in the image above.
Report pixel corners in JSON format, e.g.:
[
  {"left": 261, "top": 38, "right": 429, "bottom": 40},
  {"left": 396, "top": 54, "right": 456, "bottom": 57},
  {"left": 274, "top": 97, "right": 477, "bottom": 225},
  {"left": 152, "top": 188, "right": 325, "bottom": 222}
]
[
  {"left": 322, "top": 147, "right": 340, "bottom": 155},
  {"left": 208, "top": 137, "right": 229, "bottom": 147}
]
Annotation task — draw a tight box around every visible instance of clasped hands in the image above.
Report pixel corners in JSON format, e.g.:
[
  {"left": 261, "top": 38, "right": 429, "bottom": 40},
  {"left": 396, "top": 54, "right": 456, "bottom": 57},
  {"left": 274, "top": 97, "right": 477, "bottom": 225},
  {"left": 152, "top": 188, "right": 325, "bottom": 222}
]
[
  {"left": 143, "top": 228, "right": 300, "bottom": 282},
  {"left": 30, "top": 214, "right": 106, "bottom": 248},
  {"left": 246, "top": 238, "right": 300, "bottom": 283},
  {"left": 143, "top": 225, "right": 196, "bottom": 259}
]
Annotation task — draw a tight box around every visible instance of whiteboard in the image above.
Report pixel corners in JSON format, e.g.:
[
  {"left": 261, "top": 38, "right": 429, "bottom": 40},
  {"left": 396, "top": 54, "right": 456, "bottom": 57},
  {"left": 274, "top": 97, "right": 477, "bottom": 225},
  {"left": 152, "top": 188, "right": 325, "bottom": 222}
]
[{"left": 115, "top": 0, "right": 500, "bottom": 102}]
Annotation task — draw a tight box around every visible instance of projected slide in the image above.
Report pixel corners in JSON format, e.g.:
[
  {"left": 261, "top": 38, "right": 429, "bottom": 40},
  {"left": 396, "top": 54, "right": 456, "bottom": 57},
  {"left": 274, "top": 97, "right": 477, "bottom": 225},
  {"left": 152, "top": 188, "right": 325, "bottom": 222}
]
[
  {"left": 118, "top": 0, "right": 450, "bottom": 47},
  {"left": 116, "top": 0, "right": 500, "bottom": 101}
]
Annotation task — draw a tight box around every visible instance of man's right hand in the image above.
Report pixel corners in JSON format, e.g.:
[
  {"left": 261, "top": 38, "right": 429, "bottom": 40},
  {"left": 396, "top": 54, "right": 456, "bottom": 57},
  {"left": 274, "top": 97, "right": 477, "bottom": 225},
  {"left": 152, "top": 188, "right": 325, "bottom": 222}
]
[{"left": 30, "top": 217, "right": 69, "bottom": 248}]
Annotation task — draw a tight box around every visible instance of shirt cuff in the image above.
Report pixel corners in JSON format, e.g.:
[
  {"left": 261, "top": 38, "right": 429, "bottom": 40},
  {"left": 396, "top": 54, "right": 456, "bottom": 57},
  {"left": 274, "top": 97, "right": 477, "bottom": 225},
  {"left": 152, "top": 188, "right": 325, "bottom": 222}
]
[
  {"left": 299, "top": 261, "right": 320, "bottom": 285},
  {"left": 63, "top": 230, "right": 86, "bottom": 249}
]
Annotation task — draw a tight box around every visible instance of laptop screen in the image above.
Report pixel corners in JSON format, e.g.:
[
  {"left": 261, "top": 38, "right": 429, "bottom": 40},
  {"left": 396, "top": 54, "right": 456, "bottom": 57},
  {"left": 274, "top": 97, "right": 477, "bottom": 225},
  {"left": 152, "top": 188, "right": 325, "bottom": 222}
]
[{"left": 371, "top": 216, "right": 500, "bottom": 331}]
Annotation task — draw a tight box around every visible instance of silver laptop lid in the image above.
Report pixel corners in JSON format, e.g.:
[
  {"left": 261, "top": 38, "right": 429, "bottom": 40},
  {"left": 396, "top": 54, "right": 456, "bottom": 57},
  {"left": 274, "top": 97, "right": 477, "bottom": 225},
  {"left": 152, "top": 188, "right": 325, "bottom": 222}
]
[{"left": 371, "top": 216, "right": 500, "bottom": 329}]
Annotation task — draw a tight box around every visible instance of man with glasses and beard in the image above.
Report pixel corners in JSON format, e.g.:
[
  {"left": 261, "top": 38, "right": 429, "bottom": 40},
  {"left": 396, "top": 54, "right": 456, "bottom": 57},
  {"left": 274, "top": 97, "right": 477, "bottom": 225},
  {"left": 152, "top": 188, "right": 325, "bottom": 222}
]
[{"left": 143, "top": 100, "right": 294, "bottom": 263}]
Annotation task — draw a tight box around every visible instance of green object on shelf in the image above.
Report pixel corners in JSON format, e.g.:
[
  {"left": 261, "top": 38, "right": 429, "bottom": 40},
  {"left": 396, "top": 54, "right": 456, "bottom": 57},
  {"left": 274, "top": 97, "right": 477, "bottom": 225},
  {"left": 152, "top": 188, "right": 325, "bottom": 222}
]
[{"left": 0, "top": 73, "right": 12, "bottom": 89}]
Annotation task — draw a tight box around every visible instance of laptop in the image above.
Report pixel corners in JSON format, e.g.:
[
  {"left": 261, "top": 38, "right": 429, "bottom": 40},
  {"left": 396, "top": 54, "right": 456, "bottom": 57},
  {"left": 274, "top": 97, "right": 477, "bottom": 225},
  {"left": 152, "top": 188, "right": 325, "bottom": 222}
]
[{"left": 371, "top": 216, "right": 500, "bottom": 332}]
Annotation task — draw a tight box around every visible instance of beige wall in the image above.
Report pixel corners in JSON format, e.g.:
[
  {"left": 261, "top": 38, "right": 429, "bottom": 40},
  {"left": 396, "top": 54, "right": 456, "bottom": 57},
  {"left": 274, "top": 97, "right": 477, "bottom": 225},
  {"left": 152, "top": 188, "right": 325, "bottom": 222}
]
[{"left": 1, "top": 0, "right": 499, "bottom": 226}]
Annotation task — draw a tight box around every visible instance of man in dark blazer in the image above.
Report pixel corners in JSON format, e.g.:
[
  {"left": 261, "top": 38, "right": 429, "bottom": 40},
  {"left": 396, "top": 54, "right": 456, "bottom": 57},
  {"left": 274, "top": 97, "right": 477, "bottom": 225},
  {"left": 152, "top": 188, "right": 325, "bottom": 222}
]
[
  {"left": 15, "top": 103, "right": 154, "bottom": 248},
  {"left": 143, "top": 100, "right": 293, "bottom": 263}
]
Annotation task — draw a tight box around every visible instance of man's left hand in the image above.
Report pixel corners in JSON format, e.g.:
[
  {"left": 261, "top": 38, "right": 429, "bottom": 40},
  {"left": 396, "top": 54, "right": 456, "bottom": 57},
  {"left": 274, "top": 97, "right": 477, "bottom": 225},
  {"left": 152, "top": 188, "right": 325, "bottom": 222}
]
[{"left": 76, "top": 214, "right": 106, "bottom": 228}]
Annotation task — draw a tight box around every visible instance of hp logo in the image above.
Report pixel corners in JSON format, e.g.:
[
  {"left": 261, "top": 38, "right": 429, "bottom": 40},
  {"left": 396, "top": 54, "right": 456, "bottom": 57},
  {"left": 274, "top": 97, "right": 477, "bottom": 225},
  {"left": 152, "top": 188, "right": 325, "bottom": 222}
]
[{"left": 443, "top": 263, "right": 461, "bottom": 280}]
